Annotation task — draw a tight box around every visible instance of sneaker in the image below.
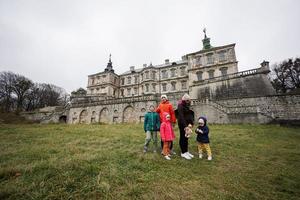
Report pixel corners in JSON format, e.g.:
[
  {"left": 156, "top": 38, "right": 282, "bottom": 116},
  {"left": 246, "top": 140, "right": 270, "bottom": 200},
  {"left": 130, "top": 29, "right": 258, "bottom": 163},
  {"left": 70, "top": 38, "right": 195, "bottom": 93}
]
[
  {"left": 170, "top": 150, "right": 176, "bottom": 155},
  {"left": 199, "top": 154, "right": 203, "bottom": 159},
  {"left": 181, "top": 152, "right": 191, "bottom": 160},
  {"left": 164, "top": 155, "right": 171, "bottom": 160},
  {"left": 187, "top": 152, "right": 194, "bottom": 158},
  {"left": 208, "top": 156, "right": 212, "bottom": 161}
]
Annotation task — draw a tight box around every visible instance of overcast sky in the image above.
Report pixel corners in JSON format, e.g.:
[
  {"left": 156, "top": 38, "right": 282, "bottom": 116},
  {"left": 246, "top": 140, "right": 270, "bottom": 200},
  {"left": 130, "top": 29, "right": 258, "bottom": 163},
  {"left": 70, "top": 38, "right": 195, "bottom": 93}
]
[{"left": 1, "top": 0, "right": 299, "bottom": 93}]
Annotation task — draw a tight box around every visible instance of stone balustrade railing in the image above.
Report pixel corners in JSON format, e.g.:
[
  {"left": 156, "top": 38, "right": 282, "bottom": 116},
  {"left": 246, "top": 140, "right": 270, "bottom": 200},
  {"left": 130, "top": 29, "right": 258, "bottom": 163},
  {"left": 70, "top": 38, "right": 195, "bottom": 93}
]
[
  {"left": 71, "top": 94, "right": 159, "bottom": 108},
  {"left": 193, "top": 67, "right": 269, "bottom": 86}
]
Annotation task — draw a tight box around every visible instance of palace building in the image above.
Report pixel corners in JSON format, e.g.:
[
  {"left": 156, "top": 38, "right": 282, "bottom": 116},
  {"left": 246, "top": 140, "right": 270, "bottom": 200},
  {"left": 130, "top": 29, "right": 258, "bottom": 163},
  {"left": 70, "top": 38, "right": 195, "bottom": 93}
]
[
  {"left": 85, "top": 31, "right": 238, "bottom": 100},
  {"left": 25, "top": 32, "right": 300, "bottom": 125}
]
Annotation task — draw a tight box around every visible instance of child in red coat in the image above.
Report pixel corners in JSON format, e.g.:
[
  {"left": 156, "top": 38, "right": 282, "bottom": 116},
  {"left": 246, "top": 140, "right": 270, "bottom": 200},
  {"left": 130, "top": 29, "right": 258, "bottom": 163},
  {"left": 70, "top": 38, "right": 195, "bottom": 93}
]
[{"left": 160, "top": 112, "right": 175, "bottom": 160}]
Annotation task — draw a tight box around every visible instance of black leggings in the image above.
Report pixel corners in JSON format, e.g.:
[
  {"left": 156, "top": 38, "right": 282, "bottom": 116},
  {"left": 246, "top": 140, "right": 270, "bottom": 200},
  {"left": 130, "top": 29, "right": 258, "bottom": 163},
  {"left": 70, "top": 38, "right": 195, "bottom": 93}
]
[{"left": 179, "top": 125, "right": 188, "bottom": 153}]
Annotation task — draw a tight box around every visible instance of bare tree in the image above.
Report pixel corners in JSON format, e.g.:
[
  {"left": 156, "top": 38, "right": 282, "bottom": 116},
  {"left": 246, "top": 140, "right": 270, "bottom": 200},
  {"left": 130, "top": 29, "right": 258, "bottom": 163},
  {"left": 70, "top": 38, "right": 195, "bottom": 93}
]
[
  {"left": 271, "top": 57, "right": 300, "bottom": 93},
  {"left": 11, "top": 74, "right": 33, "bottom": 112},
  {"left": 0, "top": 72, "right": 16, "bottom": 112}
]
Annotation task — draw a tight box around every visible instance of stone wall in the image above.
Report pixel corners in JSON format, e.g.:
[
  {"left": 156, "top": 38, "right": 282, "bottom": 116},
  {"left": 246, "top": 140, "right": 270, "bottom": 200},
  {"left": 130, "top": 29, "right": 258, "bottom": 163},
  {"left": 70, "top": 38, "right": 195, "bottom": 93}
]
[
  {"left": 68, "top": 95, "right": 158, "bottom": 124},
  {"left": 21, "top": 93, "right": 300, "bottom": 125},
  {"left": 189, "top": 67, "right": 275, "bottom": 100},
  {"left": 191, "top": 94, "right": 300, "bottom": 124},
  {"left": 21, "top": 106, "right": 69, "bottom": 123}
]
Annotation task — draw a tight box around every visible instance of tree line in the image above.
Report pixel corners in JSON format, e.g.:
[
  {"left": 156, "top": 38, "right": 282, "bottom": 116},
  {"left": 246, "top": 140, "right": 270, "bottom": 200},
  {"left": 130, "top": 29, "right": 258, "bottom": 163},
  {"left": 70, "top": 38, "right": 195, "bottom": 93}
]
[{"left": 0, "top": 71, "right": 69, "bottom": 113}]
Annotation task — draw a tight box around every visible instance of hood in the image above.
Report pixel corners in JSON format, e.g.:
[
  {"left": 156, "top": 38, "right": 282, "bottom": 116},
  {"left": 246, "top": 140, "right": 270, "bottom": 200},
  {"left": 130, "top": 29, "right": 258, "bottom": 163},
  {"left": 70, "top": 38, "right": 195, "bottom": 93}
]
[
  {"left": 198, "top": 116, "right": 207, "bottom": 126},
  {"left": 177, "top": 100, "right": 190, "bottom": 107},
  {"left": 162, "top": 112, "right": 170, "bottom": 123},
  {"left": 161, "top": 100, "right": 169, "bottom": 104}
]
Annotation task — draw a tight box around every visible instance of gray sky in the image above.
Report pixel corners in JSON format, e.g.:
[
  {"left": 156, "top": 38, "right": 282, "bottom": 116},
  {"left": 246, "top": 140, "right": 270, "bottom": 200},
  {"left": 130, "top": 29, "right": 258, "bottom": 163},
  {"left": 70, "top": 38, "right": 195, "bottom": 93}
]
[{"left": 1, "top": 0, "right": 299, "bottom": 93}]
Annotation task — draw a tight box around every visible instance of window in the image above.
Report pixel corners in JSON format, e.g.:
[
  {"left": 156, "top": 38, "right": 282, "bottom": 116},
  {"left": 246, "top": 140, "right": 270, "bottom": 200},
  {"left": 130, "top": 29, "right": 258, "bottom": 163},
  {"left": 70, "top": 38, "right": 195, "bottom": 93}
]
[
  {"left": 120, "top": 89, "right": 124, "bottom": 96},
  {"left": 127, "top": 76, "right": 131, "bottom": 84},
  {"left": 196, "top": 71, "right": 203, "bottom": 81},
  {"left": 145, "top": 84, "right": 149, "bottom": 92},
  {"left": 196, "top": 56, "right": 202, "bottom": 65},
  {"left": 140, "top": 73, "right": 143, "bottom": 81},
  {"left": 114, "top": 77, "right": 117, "bottom": 84},
  {"left": 171, "top": 82, "right": 176, "bottom": 91},
  {"left": 207, "top": 53, "right": 214, "bottom": 65},
  {"left": 145, "top": 71, "right": 149, "bottom": 79},
  {"left": 134, "top": 76, "right": 138, "bottom": 84},
  {"left": 161, "top": 70, "right": 168, "bottom": 79},
  {"left": 220, "top": 67, "right": 228, "bottom": 76},
  {"left": 152, "top": 83, "right": 156, "bottom": 92},
  {"left": 170, "top": 68, "right": 176, "bottom": 77},
  {"left": 134, "top": 87, "right": 138, "bottom": 95},
  {"left": 218, "top": 50, "right": 226, "bottom": 62},
  {"left": 91, "top": 78, "right": 94, "bottom": 85},
  {"left": 91, "top": 89, "right": 94, "bottom": 94},
  {"left": 151, "top": 71, "right": 156, "bottom": 79},
  {"left": 181, "top": 81, "right": 187, "bottom": 90},
  {"left": 121, "top": 78, "right": 125, "bottom": 85},
  {"left": 162, "top": 83, "right": 167, "bottom": 92},
  {"left": 208, "top": 70, "right": 214, "bottom": 79},
  {"left": 127, "top": 88, "right": 131, "bottom": 96},
  {"left": 180, "top": 67, "right": 186, "bottom": 76}
]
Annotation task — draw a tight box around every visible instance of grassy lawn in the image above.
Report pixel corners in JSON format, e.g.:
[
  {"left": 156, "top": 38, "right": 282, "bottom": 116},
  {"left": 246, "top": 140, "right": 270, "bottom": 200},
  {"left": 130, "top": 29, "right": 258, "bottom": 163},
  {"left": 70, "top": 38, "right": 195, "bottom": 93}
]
[{"left": 0, "top": 123, "right": 300, "bottom": 200}]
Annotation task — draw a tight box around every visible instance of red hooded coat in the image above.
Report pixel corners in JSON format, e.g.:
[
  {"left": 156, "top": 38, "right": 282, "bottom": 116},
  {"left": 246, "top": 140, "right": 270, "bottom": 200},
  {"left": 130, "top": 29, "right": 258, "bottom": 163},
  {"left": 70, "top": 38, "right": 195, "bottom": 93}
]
[{"left": 160, "top": 112, "right": 175, "bottom": 142}]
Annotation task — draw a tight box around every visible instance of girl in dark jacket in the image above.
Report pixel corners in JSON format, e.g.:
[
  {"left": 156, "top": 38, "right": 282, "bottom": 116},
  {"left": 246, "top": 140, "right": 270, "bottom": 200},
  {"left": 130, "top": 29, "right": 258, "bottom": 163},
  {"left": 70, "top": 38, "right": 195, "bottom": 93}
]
[
  {"left": 176, "top": 93, "right": 195, "bottom": 160},
  {"left": 195, "top": 116, "right": 212, "bottom": 160}
]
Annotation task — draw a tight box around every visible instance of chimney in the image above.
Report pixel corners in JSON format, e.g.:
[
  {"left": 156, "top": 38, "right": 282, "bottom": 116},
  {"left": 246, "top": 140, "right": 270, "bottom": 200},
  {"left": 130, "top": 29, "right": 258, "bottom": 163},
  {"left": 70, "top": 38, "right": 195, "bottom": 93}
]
[
  {"left": 130, "top": 66, "right": 135, "bottom": 72},
  {"left": 143, "top": 64, "right": 147, "bottom": 68},
  {"left": 165, "top": 59, "right": 170, "bottom": 64}
]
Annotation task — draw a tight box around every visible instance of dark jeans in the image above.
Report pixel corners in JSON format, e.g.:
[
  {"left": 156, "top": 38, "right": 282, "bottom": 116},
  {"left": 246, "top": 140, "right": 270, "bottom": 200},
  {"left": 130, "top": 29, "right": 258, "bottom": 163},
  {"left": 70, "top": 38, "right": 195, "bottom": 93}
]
[
  {"left": 179, "top": 125, "right": 188, "bottom": 153},
  {"left": 161, "top": 140, "right": 173, "bottom": 150}
]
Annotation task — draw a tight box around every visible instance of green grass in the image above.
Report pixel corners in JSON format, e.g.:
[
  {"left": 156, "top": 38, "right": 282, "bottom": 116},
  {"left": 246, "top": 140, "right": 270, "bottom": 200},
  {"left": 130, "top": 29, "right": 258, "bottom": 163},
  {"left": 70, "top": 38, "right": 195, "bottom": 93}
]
[{"left": 0, "top": 123, "right": 300, "bottom": 200}]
